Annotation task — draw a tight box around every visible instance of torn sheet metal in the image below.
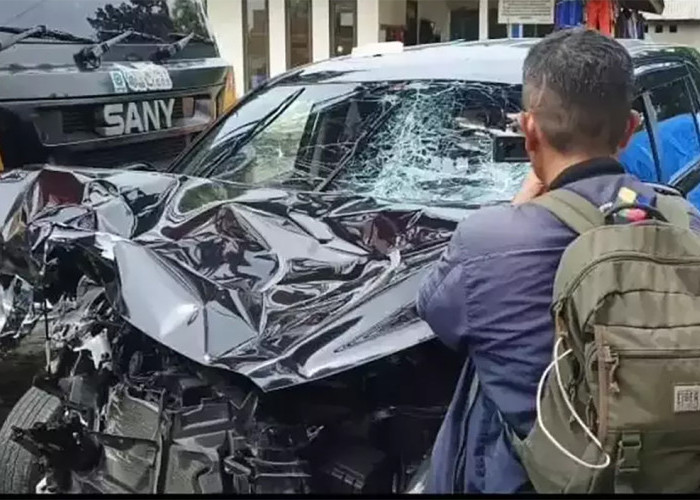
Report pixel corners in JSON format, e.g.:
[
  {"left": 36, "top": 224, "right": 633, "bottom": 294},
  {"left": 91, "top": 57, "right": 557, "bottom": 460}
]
[{"left": 0, "top": 166, "right": 465, "bottom": 390}]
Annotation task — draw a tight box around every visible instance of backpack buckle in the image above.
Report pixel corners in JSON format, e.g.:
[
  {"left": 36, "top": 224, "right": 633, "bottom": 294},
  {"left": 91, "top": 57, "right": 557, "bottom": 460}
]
[
  {"left": 617, "top": 432, "right": 641, "bottom": 471},
  {"left": 615, "top": 432, "right": 641, "bottom": 493}
]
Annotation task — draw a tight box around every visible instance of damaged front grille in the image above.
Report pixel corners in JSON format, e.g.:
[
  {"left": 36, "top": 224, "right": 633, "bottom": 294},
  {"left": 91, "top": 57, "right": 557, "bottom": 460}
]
[{"left": 9, "top": 281, "right": 457, "bottom": 494}]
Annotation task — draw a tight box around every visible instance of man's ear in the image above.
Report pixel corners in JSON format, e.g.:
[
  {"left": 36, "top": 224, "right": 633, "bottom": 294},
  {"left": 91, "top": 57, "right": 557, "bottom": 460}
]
[
  {"left": 520, "top": 111, "right": 539, "bottom": 154},
  {"left": 618, "top": 110, "right": 641, "bottom": 150}
]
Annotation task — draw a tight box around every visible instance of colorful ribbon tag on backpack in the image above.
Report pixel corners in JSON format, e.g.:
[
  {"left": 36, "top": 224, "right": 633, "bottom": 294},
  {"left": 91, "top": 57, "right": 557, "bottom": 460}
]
[{"left": 611, "top": 187, "right": 650, "bottom": 224}]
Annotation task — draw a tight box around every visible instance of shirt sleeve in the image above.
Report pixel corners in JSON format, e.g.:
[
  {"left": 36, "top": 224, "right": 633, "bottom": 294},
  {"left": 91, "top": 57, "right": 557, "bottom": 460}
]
[{"left": 417, "top": 225, "right": 470, "bottom": 355}]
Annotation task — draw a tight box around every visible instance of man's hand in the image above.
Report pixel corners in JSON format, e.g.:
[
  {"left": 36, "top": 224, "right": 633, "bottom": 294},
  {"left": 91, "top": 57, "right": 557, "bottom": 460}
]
[{"left": 512, "top": 170, "right": 546, "bottom": 205}]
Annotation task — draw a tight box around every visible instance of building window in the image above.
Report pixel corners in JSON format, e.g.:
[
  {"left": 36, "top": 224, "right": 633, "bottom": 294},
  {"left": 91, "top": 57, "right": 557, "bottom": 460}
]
[
  {"left": 286, "top": 0, "right": 312, "bottom": 68},
  {"left": 243, "top": 0, "right": 269, "bottom": 92},
  {"left": 655, "top": 24, "right": 663, "bottom": 33},
  {"left": 670, "top": 24, "right": 678, "bottom": 33},
  {"left": 405, "top": 0, "right": 418, "bottom": 46},
  {"left": 330, "top": 0, "right": 356, "bottom": 57}
]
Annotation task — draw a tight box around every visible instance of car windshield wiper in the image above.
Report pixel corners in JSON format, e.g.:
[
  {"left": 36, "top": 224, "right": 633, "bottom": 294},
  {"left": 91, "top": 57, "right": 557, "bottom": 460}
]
[
  {"left": 0, "top": 25, "right": 94, "bottom": 53},
  {"left": 97, "top": 28, "right": 168, "bottom": 44},
  {"left": 152, "top": 31, "right": 195, "bottom": 62},
  {"left": 168, "top": 31, "right": 214, "bottom": 44},
  {"left": 74, "top": 29, "right": 137, "bottom": 69},
  {"left": 201, "top": 88, "right": 305, "bottom": 178}
]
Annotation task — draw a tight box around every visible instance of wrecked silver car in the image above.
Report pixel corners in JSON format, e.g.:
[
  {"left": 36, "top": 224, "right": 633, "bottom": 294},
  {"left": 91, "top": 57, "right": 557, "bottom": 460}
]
[{"left": 0, "top": 42, "right": 533, "bottom": 493}]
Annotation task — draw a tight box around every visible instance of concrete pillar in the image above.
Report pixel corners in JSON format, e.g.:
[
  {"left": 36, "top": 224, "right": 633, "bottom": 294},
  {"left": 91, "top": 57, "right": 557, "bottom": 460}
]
[
  {"left": 357, "top": 0, "right": 380, "bottom": 47},
  {"left": 207, "top": 0, "right": 245, "bottom": 97},
  {"left": 478, "top": 0, "right": 489, "bottom": 40},
  {"left": 312, "top": 0, "right": 330, "bottom": 61},
  {"left": 269, "top": 0, "right": 288, "bottom": 76}
]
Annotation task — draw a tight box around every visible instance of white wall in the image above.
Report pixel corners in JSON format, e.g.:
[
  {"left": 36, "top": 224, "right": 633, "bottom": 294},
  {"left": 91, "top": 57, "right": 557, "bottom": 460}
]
[
  {"left": 312, "top": 0, "right": 331, "bottom": 61},
  {"left": 357, "top": 0, "right": 381, "bottom": 46},
  {"left": 207, "top": 0, "right": 245, "bottom": 97},
  {"left": 647, "top": 20, "right": 700, "bottom": 48},
  {"left": 268, "top": 0, "right": 288, "bottom": 76}
]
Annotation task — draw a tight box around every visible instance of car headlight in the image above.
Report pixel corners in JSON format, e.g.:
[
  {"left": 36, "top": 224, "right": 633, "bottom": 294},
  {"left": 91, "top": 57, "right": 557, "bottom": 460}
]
[{"left": 220, "top": 68, "right": 236, "bottom": 116}]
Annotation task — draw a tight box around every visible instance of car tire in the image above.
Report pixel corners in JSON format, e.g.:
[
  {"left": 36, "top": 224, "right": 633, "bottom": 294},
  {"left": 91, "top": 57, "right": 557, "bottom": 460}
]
[{"left": 0, "top": 387, "right": 61, "bottom": 493}]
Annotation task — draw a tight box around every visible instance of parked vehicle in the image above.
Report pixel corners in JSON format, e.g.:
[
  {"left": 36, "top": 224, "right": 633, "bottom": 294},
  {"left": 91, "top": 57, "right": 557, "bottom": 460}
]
[
  {"left": 0, "top": 0, "right": 235, "bottom": 172},
  {"left": 0, "top": 38, "right": 699, "bottom": 494}
]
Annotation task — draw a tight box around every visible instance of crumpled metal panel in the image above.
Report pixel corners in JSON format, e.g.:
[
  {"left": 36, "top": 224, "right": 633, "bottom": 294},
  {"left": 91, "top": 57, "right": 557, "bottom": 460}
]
[{"left": 0, "top": 166, "right": 466, "bottom": 391}]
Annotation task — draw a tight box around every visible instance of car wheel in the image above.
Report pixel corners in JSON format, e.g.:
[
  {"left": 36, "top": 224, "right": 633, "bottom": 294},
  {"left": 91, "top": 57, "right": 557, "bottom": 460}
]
[{"left": 0, "top": 387, "right": 61, "bottom": 493}]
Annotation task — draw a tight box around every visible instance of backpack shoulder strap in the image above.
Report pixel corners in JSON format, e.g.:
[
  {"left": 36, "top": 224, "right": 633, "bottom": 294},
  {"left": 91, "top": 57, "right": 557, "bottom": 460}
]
[
  {"left": 530, "top": 189, "right": 605, "bottom": 235},
  {"left": 655, "top": 193, "right": 691, "bottom": 230}
]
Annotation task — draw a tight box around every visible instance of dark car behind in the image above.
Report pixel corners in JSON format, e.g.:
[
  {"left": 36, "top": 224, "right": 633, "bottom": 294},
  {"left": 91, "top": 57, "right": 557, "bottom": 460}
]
[{"left": 0, "top": 0, "right": 235, "bottom": 172}]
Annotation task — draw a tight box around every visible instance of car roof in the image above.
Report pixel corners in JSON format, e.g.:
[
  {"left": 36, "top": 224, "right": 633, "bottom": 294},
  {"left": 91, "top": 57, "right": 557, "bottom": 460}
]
[{"left": 278, "top": 38, "right": 694, "bottom": 87}]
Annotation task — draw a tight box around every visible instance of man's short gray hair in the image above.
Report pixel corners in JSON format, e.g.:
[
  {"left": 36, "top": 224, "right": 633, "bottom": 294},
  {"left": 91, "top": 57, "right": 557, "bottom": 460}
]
[{"left": 522, "top": 28, "right": 635, "bottom": 154}]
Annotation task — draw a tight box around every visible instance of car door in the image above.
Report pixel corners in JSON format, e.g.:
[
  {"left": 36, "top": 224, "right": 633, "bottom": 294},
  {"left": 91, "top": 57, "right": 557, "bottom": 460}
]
[
  {"left": 669, "top": 55, "right": 700, "bottom": 207},
  {"left": 621, "top": 59, "right": 700, "bottom": 208}
]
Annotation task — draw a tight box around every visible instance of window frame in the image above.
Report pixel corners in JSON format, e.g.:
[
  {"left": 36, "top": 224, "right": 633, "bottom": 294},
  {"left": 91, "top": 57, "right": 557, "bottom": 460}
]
[
  {"left": 635, "top": 62, "right": 700, "bottom": 186},
  {"left": 667, "top": 61, "right": 700, "bottom": 195},
  {"left": 242, "top": 0, "right": 271, "bottom": 93}
]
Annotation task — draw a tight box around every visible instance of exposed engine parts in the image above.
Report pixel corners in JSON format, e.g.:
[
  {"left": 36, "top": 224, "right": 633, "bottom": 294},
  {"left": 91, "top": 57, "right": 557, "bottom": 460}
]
[{"left": 11, "top": 279, "right": 457, "bottom": 494}]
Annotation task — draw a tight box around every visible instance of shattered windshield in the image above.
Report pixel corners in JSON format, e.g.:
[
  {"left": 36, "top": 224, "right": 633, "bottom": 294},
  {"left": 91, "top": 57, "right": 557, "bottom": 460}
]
[{"left": 176, "top": 81, "right": 530, "bottom": 205}]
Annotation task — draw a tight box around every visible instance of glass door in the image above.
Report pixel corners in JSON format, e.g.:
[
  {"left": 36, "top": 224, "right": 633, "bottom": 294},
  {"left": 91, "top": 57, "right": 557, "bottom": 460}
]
[
  {"left": 330, "top": 0, "right": 357, "bottom": 57},
  {"left": 243, "top": 0, "right": 270, "bottom": 91},
  {"left": 286, "top": 0, "right": 313, "bottom": 68}
]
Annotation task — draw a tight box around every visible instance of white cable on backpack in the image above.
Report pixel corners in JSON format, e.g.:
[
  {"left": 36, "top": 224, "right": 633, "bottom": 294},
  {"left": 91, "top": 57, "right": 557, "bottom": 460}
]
[{"left": 536, "top": 337, "right": 611, "bottom": 469}]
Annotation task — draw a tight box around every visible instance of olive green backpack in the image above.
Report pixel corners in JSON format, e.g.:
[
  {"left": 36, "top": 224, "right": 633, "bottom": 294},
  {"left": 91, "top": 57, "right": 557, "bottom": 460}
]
[{"left": 509, "top": 187, "right": 700, "bottom": 494}]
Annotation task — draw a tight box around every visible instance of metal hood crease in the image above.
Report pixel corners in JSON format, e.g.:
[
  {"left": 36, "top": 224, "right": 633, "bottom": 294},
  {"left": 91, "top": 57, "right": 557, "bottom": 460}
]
[{"left": 0, "top": 166, "right": 458, "bottom": 391}]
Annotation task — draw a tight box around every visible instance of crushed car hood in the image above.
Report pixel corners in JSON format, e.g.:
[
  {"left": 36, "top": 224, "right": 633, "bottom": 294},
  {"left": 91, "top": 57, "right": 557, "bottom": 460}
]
[{"left": 0, "top": 166, "right": 468, "bottom": 391}]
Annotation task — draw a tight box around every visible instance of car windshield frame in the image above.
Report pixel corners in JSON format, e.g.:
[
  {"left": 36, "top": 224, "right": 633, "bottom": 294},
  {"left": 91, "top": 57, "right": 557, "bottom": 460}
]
[{"left": 171, "top": 79, "right": 532, "bottom": 207}]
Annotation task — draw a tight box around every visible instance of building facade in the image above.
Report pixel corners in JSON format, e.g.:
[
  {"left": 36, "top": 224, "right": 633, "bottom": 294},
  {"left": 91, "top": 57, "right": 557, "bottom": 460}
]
[
  {"left": 205, "top": 0, "right": 664, "bottom": 98},
  {"left": 206, "top": 0, "right": 529, "bottom": 97},
  {"left": 646, "top": 0, "right": 700, "bottom": 48}
]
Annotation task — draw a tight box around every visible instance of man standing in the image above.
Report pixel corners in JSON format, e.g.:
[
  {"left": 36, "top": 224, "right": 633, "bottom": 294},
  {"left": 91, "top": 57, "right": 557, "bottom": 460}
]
[{"left": 417, "top": 28, "right": 699, "bottom": 493}]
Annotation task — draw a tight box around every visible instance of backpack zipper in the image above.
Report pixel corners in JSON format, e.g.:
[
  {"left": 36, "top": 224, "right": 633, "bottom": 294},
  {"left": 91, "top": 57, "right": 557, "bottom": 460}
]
[
  {"left": 558, "top": 252, "right": 700, "bottom": 304},
  {"left": 598, "top": 346, "right": 700, "bottom": 414},
  {"left": 602, "top": 344, "right": 620, "bottom": 395},
  {"left": 553, "top": 252, "right": 700, "bottom": 340},
  {"left": 607, "top": 349, "right": 700, "bottom": 358}
]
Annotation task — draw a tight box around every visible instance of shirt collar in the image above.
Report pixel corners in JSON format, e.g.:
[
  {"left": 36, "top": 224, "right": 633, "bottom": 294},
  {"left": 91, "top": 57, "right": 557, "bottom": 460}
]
[{"left": 548, "top": 157, "right": 626, "bottom": 191}]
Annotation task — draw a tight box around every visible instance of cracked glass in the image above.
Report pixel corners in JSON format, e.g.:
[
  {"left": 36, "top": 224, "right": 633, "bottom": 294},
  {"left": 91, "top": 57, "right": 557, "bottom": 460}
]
[{"left": 177, "top": 81, "right": 530, "bottom": 206}]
